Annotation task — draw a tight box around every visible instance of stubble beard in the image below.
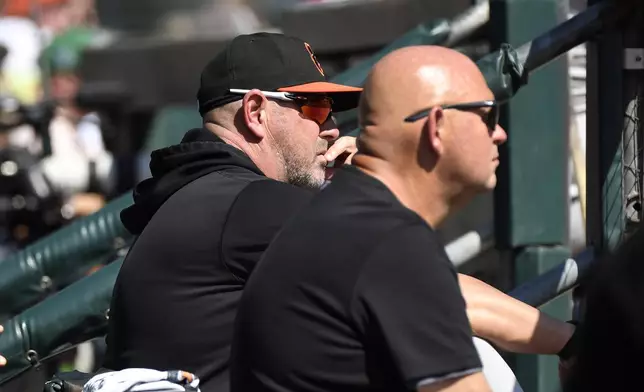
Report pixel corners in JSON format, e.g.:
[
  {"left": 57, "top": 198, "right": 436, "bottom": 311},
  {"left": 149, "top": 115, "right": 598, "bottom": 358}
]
[{"left": 278, "top": 139, "right": 328, "bottom": 190}]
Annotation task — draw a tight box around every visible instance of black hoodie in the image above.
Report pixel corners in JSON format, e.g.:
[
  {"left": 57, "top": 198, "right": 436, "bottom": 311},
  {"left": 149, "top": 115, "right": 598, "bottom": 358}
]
[
  {"left": 120, "top": 128, "right": 263, "bottom": 234},
  {"left": 104, "top": 128, "right": 314, "bottom": 392}
]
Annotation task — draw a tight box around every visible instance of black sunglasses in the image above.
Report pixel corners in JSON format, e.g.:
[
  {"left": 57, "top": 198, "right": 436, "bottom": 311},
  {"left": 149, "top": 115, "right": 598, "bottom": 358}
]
[{"left": 404, "top": 100, "right": 500, "bottom": 131}]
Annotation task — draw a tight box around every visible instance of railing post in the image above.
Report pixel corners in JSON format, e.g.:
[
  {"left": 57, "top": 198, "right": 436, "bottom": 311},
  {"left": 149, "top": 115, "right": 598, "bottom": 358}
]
[
  {"left": 489, "top": 0, "right": 571, "bottom": 390},
  {"left": 583, "top": 0, "right": 643, "bottom": 337},
  {"left": 586, "top": 4, "right": 624, "bottom": 257}
]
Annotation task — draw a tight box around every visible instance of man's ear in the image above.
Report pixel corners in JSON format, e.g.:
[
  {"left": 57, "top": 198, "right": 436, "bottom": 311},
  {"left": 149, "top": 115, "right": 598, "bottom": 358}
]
[
  {"left": 426, "top": 106, "right": 445, "bottom": 156},
  {"left": 242, "top": 89, "right": 268, "bottom": 140}
]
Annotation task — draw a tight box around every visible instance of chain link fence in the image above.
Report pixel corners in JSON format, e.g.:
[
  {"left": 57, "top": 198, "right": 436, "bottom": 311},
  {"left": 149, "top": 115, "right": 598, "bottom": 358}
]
[{"left": 623, "top": 80, "right": 642, "bottom": 235}]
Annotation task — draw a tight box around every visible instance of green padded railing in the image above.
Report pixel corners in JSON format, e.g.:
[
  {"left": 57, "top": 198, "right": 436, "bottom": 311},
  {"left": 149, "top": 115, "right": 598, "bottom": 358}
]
[
  {"left": 330, "top": 19, "right": 453, "bottom": 134},
  {"left": 0, "top": 194, "right": 132, "bottom": 317},
  {"left": 334, "top": 0, "right": 627, "bottom": 136},
  {"left": 331, "top": 19, "right": 452, "bottom": 88},
  {"left": 0, "top": 258, "right": 123, "bottom": 385}
]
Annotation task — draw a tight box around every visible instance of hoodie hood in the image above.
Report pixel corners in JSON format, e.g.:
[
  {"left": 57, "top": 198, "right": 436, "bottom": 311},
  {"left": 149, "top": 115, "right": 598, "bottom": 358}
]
[{"left": 120, "top": 128, "right": 264, "bottom": 234}]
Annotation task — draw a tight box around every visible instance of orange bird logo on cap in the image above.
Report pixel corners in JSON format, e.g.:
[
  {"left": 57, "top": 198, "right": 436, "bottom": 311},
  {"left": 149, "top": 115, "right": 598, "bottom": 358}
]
[{"left": 304, "top": 42, "right": 325, "bottom": 77}]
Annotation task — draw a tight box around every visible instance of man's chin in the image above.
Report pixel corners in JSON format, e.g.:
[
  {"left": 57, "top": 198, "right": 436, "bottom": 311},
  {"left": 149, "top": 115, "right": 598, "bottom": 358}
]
[
  {"left": 485, "top": 174, "right": 497, "bottom": 190},
  {"left": 465, "top": 175, "right": 497, "bottom": 196}
]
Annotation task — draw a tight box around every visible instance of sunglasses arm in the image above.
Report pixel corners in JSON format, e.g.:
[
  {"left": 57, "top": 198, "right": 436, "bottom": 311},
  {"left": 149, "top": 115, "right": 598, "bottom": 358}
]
[{"left": 229, "top": 89, "right": 295, "bottom": 102}]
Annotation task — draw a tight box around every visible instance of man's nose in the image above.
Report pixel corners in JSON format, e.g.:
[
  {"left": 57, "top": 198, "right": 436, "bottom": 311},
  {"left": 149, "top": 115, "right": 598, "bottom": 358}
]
[
  {"left": 492, "top": 124, "right": 508, "bottom": 145},
  {"left": 320, "top": 120, "right": 340, "bottom": 141}
]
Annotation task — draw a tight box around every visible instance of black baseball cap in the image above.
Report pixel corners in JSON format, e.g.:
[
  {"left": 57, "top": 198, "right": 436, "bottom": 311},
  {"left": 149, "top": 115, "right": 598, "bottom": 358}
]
[{"left": 197, "top": 33, "right": 362, "bottom": 116}]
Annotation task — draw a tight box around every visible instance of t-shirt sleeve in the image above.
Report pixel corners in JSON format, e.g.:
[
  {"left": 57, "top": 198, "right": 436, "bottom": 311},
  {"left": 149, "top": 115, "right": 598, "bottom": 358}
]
[
  {"left": 221, "top": 179, "right": 314, "bottom": 281},
  {"left": 350, "top": 223, "right": 482, "bottom": 389}
]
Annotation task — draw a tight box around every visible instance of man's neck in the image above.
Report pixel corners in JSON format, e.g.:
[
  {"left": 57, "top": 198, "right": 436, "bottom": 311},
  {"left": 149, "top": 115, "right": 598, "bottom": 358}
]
[
  {"left": 203, "top": 123, "right": 284, "bottom": 181},
  {"left": 353, "top": 156, "right": 453, "bottom": 229}
]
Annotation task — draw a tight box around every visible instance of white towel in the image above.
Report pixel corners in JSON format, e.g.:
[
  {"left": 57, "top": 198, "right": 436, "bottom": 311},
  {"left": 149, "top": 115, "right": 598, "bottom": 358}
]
[{"left": 82, "top": 368, "right": 201, "bottom": 392}]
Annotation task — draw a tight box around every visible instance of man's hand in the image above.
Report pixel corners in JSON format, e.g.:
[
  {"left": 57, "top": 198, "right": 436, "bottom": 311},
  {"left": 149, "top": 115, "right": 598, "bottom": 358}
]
[
  {"left": 0, "top": 325, "right": 6, "bottom": 366},
  {"left": 325, "top": 136, "right": 357, "bottom": 180}
]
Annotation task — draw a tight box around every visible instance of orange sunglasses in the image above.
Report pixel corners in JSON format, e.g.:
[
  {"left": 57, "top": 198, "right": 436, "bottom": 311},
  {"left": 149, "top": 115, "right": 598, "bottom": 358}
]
[{"left": 230, "top": 89, "right": 333, "bottom": 125}]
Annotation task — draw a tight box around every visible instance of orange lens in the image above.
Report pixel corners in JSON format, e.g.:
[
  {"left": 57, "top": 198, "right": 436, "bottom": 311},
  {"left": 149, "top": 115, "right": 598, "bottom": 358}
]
[
  {"left": 299, "top": 97, "right": 332, "bottom": 124},
  {"left": 301, "top": 105, "right": 331, "bottom": 124}
]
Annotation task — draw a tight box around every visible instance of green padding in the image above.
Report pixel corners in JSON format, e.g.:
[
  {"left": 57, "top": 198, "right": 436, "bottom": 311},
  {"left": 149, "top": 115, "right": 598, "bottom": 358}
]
[
  {"left": 330, "top": 20, "right": 525, "bottom": 102},
  {"left": 331, "top": 19, "right": 451, "bottom": 87},
  {"left": 330, "top": 19, "right": 451, "bottom": 132},
  {"left": 476, "top": 43, "right": 527, "bottom": 103},
  {"left": 0, "top": 194, "right": 132, "bottom": 316},
  {"left": 144, "top": 105, "right": 202, "bottom": 153},
  {"left": 0, "top": 258, "right": 122, "bottom": 385}
]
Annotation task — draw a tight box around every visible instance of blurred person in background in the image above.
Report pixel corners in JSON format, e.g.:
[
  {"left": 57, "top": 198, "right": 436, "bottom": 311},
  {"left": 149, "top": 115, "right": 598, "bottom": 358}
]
[
  {"left": 0, "top": 0, "right": 98, "bottom": 105},
  {"left": 3, "top": 0, "right": 77, "bottom": 41},
  {"left": 0, "top": 35, "right": 67, "bottom": 252},
  {"left": 66, "top": 0, "right": 98, "bottom": 27},
  {"left": 37, "top": 25, "right": 115, "bottom": 217},
  {"left": 0, "top": 23, "right": 110, "bottom": 375},
  {"left": 0, "top": 0, "right": 48, "bottom": 105},
  {"left": 0, "top": 25, "right": 115, "bottom": 244},
  {"left": 0, "top": 0, "right": 98, "bottom": 153}
]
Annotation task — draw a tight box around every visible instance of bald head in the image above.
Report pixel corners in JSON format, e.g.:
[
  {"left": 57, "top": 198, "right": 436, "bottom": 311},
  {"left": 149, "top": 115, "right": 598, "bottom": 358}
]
[
  {"left": 353, "top": 46, "right": 505, "bottom": 226},
  {"left": 359, "top": 45, "right": 488, "bottom": 139}
]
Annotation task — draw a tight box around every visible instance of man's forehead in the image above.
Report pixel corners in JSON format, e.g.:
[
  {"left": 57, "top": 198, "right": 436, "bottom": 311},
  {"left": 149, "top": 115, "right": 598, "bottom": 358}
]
[
  {"left": 416, "top": 65, "right": 450, "bottom": 98},
  {"left": 416, "top": 64, "right": 492, "bottom": 102},
  {"left": 451, "top": 70, "right": 494, "bottom": 102}
]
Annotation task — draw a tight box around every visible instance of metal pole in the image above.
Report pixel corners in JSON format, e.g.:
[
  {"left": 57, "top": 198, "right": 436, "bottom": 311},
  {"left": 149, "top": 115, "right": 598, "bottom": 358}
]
[
  {"left": 488, "top": 0, "right": 571, "bottom": 390},
  {"left": 508, "top": 247, "right": 595, "bottom": 307},
  {"left": 445, "top": 226, "right": 494, "bottom": 268},
  {"left": 445, "top": 186, "right": 586, "bottom": 268},
  {"left": 331, "top": 0, "right": 490, "bottom": 88},
  {"left": 443, "top": 0, "right": 490, "bottom": 48},
  {"left": 515, "top": 0, "right": 634, "bottom": 75},
  {"left": 476, "top": 0, "right": 636, "bottom": 104}
]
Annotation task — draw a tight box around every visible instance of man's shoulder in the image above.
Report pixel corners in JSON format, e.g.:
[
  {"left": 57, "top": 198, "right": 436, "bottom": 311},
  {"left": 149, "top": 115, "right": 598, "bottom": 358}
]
[
  {"left": 361, "top": 221, "right": 447, "bottom": 270},
  {"left": 177, "top": 165, "right": 269, "bottom": 202},
  {"left": 136, "top": 167, "right": 270, "bottom": 231},
  {"left": 220, "top": 180, "right": 315, "bottom": 280},
  {"left": 198, "top": 164, "right": 267, "bottom": 185},
  {"left": 311, "top": 187, "right": 426, "bottom": 239}
]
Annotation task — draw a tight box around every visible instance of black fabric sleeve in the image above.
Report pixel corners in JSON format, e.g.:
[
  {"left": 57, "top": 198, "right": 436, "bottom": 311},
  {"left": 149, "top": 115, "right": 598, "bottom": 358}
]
[
  {"left": 350, "top": 223, "right": 482, "bottom": 389},
  {"left": 221, "top": 180, "right": 314, "bottom": 282}
]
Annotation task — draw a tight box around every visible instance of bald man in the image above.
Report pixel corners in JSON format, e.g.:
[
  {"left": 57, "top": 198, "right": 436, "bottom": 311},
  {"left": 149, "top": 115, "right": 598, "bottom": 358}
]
[{"left": 230, "top": 46, "right": 575, "bottom": 392}]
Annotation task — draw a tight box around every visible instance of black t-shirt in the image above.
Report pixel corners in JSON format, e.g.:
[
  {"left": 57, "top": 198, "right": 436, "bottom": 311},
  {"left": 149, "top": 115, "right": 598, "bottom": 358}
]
[
  {"left": 104, "top": 130, "right": 314, "bottom": 392},
  {"left": 231, "top": 166, "right": 482, "bottom": 391}
]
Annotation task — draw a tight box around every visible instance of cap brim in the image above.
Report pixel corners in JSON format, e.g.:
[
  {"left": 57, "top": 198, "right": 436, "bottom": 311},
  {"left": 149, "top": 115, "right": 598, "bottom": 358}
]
[
  {"left": 278, "top": 81, "right": 362, "bottom": 112},
  {"left": 277, "top": 81, "right": 362, "bottom": 94}
]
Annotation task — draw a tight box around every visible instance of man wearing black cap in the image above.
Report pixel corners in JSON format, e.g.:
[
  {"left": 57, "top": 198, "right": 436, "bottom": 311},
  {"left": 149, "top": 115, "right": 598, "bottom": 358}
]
[{"left": 102, "top": 33, "right": 362, "bottom": 392}]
